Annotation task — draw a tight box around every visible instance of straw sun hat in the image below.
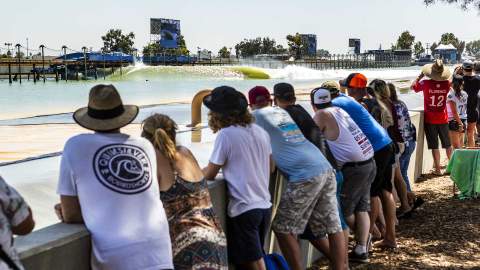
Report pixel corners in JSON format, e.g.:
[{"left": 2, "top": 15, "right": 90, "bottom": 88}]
[
  {"left": 422, "top": 59, "right": 451, "bottom": 81},
  {"left": 73, "top": 84, "right": 139, "bottom": 131}
]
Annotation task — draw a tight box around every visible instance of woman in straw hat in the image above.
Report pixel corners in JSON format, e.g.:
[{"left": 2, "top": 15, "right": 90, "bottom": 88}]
[
  {"left": 411, "top": 59, "right": 453, "bottom": 175},
  {"left": 55, "top": 84, "right": 173, "bottom": 270}
]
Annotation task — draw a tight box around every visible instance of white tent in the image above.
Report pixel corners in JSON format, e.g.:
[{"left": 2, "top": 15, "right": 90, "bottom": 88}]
[{"left": 435, "top": 44, "right": 457, "bottom": 50}]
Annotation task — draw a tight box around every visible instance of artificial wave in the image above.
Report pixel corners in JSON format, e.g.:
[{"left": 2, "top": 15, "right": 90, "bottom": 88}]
[{"left": 110, "top": 63, "right": 422, "bottom": 82}]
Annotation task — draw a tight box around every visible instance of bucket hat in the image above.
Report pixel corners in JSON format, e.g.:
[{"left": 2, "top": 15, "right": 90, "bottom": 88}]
[
  {"left": 203, "top": 86, "right": 248, "bottom": 115},
  {"left": 422, "top": 59, "right": 451, "bottom": 81},
  {"left": 73, "top": 84, "right": 139, "bottom": 131}
]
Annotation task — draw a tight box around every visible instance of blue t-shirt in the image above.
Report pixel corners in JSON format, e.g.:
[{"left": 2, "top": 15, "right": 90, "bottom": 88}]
[
  {"left": 332, "top": 94, "right": 391, "bottom": 152},
  {"left": 253, "top": 107, "right": 332, "bottom": 182}
]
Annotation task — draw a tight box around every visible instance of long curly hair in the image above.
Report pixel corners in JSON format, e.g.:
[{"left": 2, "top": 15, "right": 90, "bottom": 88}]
[
  {"left": 141, "top": 114, "right": 178, "bottom": 167},
  {"left": 208, "top": 110, "right": 254, "bottom": 133}
]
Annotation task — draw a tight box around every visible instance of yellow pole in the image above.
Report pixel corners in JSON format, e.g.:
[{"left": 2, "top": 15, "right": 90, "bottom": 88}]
[{"left": 188, "top": 89, "right": 212, "bottom": 127}]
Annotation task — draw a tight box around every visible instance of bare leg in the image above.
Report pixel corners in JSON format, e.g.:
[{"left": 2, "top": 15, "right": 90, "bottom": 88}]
[
  {"left": 309, "top": 230, "right": 349, "bottom": 269},
  {"left": 446, "top": 146, "right": 453, "bottom": 160},
  {"left": 376, "top": 190, "right": 397, "bottom": 248},
  {"left": 328, "top": 231, "right": 347, "bottom": 270},
  {"left": 369, "top": 196, "right": 381, "bottom": 236},
  {"left": 467, "top": 122, "right": 476, "bottom": 147},
  {"left": 274, "top": 232, "right": 302, "bottom": 270},
  {"left": 394, "top": 165, "right": 411, "bottom": 212},
  {"left": 432, "top": 149, "right": 441, "bottom": 173},
  {"left": 238, "top": 258, "right": 267, "bottom": 270},
  {"left": 355, "top": 212, "right": 370, "bottom": 247},
  {"left": 449, "top": 131, "right": 461, "bottom": 149},
  {"left": 309, "top": 237, "right": 331, "bottom": 261}
]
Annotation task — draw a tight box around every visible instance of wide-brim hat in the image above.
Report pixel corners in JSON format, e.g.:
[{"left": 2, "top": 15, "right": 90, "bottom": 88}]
[
  {"left": 422, "top": 59, "right": 451, "bottom": 81},
  {"left": 73, "top": 84, "right": 139, "bottom": 131},
  {"left": 203, "top": 86, "right": 248, "bottom": 115}
]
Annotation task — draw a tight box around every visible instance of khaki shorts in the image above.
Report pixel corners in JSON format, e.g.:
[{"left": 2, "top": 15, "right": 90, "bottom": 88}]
[{"left": 272, "top": 170, "right": 342, "bottom": 237}]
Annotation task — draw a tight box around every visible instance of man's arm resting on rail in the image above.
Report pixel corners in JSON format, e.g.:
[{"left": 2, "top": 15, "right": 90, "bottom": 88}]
[
  {"left": 203, "top": 162, "right": 222, "bottom": 180},
  {"left": 57, "top": 195, "right": 84, "bottom": 224}
]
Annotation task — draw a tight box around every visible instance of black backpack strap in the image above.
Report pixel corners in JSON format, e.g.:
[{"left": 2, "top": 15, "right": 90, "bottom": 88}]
[{"left": 0, "top": 246, "right": 20, "bottom": 270}]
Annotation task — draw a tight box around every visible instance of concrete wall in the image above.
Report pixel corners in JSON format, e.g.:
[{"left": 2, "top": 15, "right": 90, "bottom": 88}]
[{"left": 15, "top": 110, "right": 434, "bottom": 270}]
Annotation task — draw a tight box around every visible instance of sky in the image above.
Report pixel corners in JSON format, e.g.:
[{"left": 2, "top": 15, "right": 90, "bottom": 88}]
[{"left": 0, "top": 0, "right": 479, "bottom": 56}]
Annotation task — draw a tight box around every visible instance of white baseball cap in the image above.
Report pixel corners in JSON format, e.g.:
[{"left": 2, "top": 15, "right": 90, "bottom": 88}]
[{"left": 310, "top": 88, "right": 332, "bottom": 108}]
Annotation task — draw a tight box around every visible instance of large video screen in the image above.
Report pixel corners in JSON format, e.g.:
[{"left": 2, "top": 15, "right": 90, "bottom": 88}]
[
  {"left": 150, "top": 18, "right": 181, "bottom": 49},
  {"left": 301, "top": 34, "right": 317, "bottom": 56}
]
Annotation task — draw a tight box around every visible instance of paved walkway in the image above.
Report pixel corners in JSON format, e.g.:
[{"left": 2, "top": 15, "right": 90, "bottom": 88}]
[{"left": 312, "top": 174, "right": 480, "bottom": 270}]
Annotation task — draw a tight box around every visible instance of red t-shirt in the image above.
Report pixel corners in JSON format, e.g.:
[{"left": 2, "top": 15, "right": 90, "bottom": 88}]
[{"left": 412, "top": 79, "right": 451, "bottom": 124}]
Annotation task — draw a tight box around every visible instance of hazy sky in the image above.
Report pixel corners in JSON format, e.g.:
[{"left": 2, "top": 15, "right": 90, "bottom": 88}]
[{"left": 1, "top": 0, "right": 479, "bottom": 56}]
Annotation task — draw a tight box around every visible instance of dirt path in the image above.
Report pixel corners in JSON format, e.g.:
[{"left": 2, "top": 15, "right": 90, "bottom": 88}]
[{"left": 312, "top": 175, "right": 480, "bottom": 270}]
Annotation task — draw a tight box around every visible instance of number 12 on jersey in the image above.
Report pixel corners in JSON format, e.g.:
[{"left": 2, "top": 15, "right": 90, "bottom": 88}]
[{"left": 429, "top": 95, "right": 444, "bottom": 107}]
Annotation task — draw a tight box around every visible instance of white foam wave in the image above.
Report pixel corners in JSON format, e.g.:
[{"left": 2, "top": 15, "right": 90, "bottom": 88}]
[{"left": 263, "top": 65, "right": 421, "bottom": 81}]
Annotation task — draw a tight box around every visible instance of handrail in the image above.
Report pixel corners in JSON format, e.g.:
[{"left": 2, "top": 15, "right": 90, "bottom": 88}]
[{"left": 187, "top": 89, "right": 212, "bottom": 127}]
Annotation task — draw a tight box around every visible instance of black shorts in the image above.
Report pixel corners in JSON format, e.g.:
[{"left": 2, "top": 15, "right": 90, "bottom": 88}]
[
  {"left": 424, "top": 123, "right": 451, "bottom": 149},
  {"left": 371, "top": 144, "right": 394, "bottom": 197},
  {"left": 448, "top": 119, "right": 467, "bottom": 133},
  {"left": 227, "top": 208, "right": 271, "bottom": 265},
  {"left": 467, "top": 106, "right": 478, "bottom": 123}
]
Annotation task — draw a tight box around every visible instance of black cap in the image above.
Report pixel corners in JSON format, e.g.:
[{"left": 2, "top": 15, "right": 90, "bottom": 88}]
[
  {"left": 273, "top": 83, "right": 295, "bottom": 100},
  {"left": 203, "top": 86, "right": 248, "bottom": 115},
  {"left": 463, "top": 60, "right": 474, "bottom": 71}
]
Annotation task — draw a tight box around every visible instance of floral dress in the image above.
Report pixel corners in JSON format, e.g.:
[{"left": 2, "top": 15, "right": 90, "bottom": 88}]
[{"left": 160, "top": 177, "right": 228, "bottom": 270}]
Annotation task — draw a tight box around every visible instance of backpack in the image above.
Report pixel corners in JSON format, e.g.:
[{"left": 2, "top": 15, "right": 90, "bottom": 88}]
[{"left": 264, "top": 253, "right": 290, "bottom": 270}]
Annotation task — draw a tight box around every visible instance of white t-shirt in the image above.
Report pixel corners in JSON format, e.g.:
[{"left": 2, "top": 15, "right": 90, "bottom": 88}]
[
  {"left": 57, "top": 133, "right": 173, "bottom": 270},
  {"left": 447, "top": 89, "right": 468, "bottom": 120},
  {"left": 209, "top": 124, "right": 272, "bottom": 217}
]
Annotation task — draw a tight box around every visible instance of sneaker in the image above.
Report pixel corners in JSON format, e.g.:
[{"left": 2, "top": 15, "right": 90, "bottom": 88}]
[{"left": 349, "top": 251, "right": 369, "bottom": 263}]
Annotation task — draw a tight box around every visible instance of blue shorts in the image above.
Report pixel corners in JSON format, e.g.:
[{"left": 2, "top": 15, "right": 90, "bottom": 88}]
[
  {"left": 226, "top": 208, "right": 272, "bottom": 264},
  {"left": 299, "top": 171, "right": 348, "bottom": 240}
]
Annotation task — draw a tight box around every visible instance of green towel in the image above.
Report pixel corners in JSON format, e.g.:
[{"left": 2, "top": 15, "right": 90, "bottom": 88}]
[{"left": 446, "top": 149, "right": 480, "bottom": 199}]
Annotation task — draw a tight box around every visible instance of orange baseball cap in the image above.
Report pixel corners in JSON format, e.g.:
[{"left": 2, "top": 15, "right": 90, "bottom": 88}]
[{"left": 339, "top": 73, "right": 368, "bottom": 89}]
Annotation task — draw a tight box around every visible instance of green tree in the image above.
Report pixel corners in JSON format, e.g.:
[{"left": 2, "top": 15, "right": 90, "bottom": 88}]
[
  {"left": 101, "top": 29, "right": 136, "bottom": 54},
  {"left": 466, "top": 40, "right": 480, "bottom": 57},
  {"left": 439, "top": 33, "right": 465, "bottom": 59},
  {"left": 218, "top": 46, "right": 230, "bottom": 58},
  {"left": 424, "top": 0, "right": 480, "bottom": 10},
  {"left": 414, "top": 41, "right": 425, "bottom": 57},
  {"left": 316, "top": 49, "right": 330, "bottom": 57},
  {"left": 142, "top": 43, "right": 161, "bottom": 56},
  {"left": 395, "top": 31, "right": 416, "bottom": 50},
  {"left": 430, "top": 42, "right": 438, "bottom": 52},
  {"left": 286, "top": 33, "right": 304, "bottom": 58},
  {"left": 234, "top": 37, "right": 281, "bottom": 57}
]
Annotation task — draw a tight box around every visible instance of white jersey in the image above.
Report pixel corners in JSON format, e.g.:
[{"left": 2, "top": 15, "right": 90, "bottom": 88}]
[
  {"left": 57, "top": 133, "right": 173, "bottom": 270},
  {"left": 446, "top": 89, "right": 468, "bottom": 120},
  {"left": 324, "top": 107, "right": 374, "bottom": 165}
]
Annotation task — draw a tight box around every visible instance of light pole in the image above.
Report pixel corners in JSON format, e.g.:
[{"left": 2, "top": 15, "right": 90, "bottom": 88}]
[
  {"left": 39, "top": 45, "right": 45, "bottom": 83},
  {"left": 62, "top": 45, "right": 68, "bottom": 82},
  {"left": 82, "top": 46, "right": 87, "bottom": 80},
  {"left": 15, "top": 44, "right": 21, "bottom": 84},
  {"left": 4, "top": 43, "right": 12, "bottom": 58},
  {"left": 26, "top": 38, "right": 29, "bottom": 59}
]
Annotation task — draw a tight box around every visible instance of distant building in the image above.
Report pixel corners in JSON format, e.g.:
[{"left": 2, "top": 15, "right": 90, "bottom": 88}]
[{"left": 433, "top": 44, "right": 457, "bottom": 64}]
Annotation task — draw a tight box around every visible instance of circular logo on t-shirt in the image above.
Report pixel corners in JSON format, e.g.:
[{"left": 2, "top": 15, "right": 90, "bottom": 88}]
[{"left": 93, "top": 144, "right": 152, "bottom": 194}]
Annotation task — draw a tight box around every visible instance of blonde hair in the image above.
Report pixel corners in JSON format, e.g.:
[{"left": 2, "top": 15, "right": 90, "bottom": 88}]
[
  {"left": 141, "top": 114, "right": 178, "bottom": 167},
  {"left": 370, "top": 79, "right": 394, "bottom": 129}
]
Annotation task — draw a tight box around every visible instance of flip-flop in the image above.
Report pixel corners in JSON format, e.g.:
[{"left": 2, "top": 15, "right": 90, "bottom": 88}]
[
  {"left": 411, "top": 197, "right": 425, "bottom": 211},
  {"left": 374, "top": 241, "right": 397, "bottom": 250}
]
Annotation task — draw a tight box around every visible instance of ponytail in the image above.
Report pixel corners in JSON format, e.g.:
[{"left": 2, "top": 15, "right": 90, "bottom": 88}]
[{"left": 153, "top": 128, "right": 177, "bottom": 167}]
